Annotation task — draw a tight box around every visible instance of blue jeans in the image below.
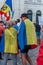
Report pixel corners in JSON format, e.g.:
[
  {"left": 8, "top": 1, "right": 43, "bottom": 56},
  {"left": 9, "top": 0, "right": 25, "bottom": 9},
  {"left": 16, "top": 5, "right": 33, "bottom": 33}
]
[{"left": 4, "top": 53, "right": 17, "bottom": 65}]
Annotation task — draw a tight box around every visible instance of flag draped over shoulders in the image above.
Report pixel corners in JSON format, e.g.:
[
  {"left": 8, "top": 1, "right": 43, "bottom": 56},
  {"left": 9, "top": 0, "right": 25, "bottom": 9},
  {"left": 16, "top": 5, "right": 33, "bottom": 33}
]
[
  {"left": 18, "top": 22, "right": 27, "bottom": 50},
  {"left": 24, "top": 19, "right": 37, "bottom": 49},
  {"left": 4, "top": 27, "right": 18, "bottom": 54}
]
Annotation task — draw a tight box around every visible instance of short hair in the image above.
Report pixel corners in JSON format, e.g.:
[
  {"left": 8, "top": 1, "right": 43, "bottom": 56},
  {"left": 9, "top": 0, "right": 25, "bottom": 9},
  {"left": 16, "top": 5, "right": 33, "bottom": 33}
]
[
  {"left": 21, "top": 13, "right": 28, "bottom": 18},
  {"left": 0, "top": 21, "right": 4, "bottom": 23},
  {"left": 17, "top": 19, "right": 20, "bottom": 22}
]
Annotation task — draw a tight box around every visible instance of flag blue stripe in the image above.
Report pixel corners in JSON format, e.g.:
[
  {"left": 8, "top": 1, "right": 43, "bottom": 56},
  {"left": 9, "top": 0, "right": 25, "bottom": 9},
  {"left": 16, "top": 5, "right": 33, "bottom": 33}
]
[
  {"left": 6, "top": 0, "right": 12, "bottom": 11},
  {"left": 5, "top": 0, "right": 14, "bottom": 18}
]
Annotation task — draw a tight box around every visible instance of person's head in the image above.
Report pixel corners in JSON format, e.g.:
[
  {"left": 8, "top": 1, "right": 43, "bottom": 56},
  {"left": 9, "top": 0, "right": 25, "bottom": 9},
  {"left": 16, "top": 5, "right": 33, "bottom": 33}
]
[
  {"left": 12, "top": 19, "right": 18, "bottom": 25},
  {"left": 21, "top": 13, "right": 28, "bottom": 21},
  {"left": 6, "top": 21, "right": 12, "bottom": 28},
  {"left": 0, "top": 21, "right": 4, "bottom": 26},
  {"left": 17, "top": 19, "right": 20, "bottom": 23}
]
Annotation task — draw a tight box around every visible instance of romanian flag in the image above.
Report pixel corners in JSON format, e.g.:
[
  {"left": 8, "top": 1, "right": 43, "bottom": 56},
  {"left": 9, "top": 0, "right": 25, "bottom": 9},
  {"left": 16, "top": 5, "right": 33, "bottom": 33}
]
[{"left": 0, "top": 0, "right": 14, "bottom": 21}]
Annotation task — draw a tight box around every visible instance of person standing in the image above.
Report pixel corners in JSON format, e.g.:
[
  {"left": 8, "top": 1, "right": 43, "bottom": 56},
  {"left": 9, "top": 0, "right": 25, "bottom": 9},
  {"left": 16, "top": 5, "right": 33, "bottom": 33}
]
[
  {"left": 35, "top": 22, "right": 41, "bottom": 44},
  {"left": 17, "top": 19, "right": 21, "bottom": 27},
  {"left": 18, "top": 17, "right": 27, "bottom": 65},
  {"left": 18, "top": 13, "right": 37, "bottom": 65},
  {"left": 4, "top": 21, "right": 18, "bottom": 65},
  {"left": 0, "top": 21, "right": 5, "bottom": 59}
]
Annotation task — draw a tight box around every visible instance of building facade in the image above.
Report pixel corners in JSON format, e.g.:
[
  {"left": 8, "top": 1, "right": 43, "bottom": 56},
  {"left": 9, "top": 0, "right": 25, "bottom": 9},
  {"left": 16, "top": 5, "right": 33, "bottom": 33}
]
[{"left": 12, "top": 0, "right": 43, "bottom": 22}]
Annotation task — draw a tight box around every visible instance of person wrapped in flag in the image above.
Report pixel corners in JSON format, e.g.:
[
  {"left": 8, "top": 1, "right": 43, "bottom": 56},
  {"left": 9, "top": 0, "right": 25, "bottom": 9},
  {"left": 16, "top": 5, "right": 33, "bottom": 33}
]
[{"left": 4, "top": 21, "right": 18, "bottom": 65}]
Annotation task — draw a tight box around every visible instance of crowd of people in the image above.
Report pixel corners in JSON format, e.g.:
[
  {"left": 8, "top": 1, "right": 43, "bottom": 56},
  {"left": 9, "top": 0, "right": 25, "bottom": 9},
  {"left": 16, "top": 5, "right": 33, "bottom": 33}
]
[{"left": 0, "top": 13, "right": 43, "bottom": 65}]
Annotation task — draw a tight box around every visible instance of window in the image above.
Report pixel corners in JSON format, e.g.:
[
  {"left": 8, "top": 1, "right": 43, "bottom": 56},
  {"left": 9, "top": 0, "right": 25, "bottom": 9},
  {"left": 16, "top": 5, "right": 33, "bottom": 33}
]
[
  {"left": 36, "top": 10, "right": 41, "bottom": 23},
  {"left": 27, "top": 10, "right": 32, "bottom": 21}
]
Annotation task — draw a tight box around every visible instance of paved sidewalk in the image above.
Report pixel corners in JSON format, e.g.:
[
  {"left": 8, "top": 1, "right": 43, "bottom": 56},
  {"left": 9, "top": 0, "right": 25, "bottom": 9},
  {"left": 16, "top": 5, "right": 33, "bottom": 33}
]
[{"left": 0, "top": 45, "right": 40, "bottom": 65}]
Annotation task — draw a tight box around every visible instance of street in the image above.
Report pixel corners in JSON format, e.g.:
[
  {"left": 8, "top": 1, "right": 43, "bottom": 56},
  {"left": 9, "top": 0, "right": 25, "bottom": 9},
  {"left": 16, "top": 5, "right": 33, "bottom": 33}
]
[{"left": 0, "top": 45, "right": 40, "bottom": 65}]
